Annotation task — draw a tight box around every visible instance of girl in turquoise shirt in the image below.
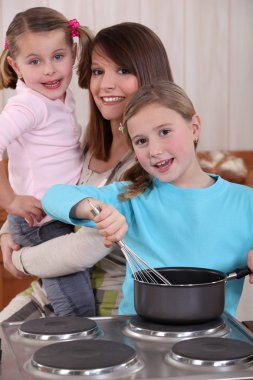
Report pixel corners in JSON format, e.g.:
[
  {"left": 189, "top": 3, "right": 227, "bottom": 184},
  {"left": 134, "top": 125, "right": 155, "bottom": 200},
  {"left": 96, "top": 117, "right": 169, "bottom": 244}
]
[{"left": 42, "top": 81, "right": 253, "bottom": 317}]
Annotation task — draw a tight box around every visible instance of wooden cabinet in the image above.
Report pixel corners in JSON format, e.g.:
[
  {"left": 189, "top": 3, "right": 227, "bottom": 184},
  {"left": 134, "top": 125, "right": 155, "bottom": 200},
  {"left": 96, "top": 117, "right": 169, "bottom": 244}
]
[
  {"left": 0, "top": 160, "right": 34, "bottom": 311},
  {"left": 0, "top": 207, "right": 34, "bottom": 311}
]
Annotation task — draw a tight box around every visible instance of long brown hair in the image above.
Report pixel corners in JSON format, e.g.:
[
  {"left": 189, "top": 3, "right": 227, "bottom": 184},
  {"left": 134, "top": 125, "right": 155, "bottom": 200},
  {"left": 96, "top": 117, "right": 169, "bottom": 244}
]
[
  {"left": 0, "top": 7, "right": 93, "bottom": 89},
  {"left": 80, "top": 22, "right": 174, "bottom": 161},
  {"left": 119, "top": 81, "right": 196, "bottom": 201}
]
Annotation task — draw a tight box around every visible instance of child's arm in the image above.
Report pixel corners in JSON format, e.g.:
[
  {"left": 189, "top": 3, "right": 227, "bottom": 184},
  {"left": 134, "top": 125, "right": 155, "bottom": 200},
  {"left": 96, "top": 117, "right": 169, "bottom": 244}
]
[
  {"left": 71, "top": 198, "right": 128, "bottom": 247},
  {"left": 0, "top": 161, "right": 44, "bottom": 226}
]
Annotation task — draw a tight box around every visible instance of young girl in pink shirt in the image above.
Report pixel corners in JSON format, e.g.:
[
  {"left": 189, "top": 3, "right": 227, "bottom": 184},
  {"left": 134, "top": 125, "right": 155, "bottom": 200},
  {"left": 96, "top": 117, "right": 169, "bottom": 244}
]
[{"left": 0, "top": 7, "right": 95, "bottom": 316}]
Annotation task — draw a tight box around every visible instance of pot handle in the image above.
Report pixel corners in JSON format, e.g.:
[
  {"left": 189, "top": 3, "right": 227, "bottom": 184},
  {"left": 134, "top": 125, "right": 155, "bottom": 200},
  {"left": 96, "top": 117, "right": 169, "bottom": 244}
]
[{"left": 226, "top": 266, "right": 251, "bottom": 281}]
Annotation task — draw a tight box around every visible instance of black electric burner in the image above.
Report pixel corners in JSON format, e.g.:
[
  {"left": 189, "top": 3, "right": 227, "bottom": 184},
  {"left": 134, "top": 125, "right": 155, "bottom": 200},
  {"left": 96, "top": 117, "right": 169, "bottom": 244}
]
[
  {"left": 167, "top": 337, "right": 253, "bottom": 368},
  {"left": 31, "top": 339, "right": 141, "bottom": 376},
  {"left": 18, "top": 316, "right": 100, "bottom": 341},
  {"left": 2, "top": 313, "right": 253, "bottom": 380},
  {"left": 125, "top": 316, "right": 229, "bottom": 341}
]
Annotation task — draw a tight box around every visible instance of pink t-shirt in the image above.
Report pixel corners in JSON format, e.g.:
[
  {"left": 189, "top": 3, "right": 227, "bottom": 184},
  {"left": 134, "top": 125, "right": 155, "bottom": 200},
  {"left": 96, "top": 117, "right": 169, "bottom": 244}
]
[{"left": 0, "top": 80, "right": 83, "bottom": 200}]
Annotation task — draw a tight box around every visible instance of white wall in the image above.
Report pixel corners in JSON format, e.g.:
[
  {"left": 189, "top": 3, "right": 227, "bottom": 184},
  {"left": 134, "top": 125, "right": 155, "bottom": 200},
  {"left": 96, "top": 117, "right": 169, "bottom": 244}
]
[{"left": 1, "top": 0, "right": 253, "bottom": 150}]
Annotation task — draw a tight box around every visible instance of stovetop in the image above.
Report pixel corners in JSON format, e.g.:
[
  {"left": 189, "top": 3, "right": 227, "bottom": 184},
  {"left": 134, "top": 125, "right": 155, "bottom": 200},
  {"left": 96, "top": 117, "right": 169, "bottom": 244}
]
[{"left": 1, "top": 312, "right": 253, "bottom": 380}]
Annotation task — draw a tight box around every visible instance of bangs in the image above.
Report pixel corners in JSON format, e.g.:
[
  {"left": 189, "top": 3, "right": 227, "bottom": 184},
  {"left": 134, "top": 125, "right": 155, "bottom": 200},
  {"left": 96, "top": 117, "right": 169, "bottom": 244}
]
[{"left": 93, "top": 43, "right": 136, "bottom": 75}]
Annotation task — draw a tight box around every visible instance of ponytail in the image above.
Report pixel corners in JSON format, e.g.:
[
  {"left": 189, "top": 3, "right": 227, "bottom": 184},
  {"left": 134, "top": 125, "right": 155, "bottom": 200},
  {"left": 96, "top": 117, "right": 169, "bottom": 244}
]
[
  {"left": 75, "top": 26, "right": 93, "bottom": 89},
  {"left": 0, "top": 46, "right": 18, "bottom": 89},
  {"left": 118, "top": 162, "right": 153, "bottom": 201}
]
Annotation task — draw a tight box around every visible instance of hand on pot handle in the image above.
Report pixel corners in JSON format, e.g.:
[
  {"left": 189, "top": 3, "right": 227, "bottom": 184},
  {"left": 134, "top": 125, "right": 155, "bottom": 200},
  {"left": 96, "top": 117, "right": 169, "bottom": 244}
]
[{"left": 247, "top": 249, "right": 253, "bottom": 284}]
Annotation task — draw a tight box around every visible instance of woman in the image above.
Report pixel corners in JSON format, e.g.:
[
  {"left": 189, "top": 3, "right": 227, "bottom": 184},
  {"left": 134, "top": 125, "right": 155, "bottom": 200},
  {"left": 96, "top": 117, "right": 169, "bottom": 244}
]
[{"left": 0, "top": 22, "right": 173, "bottom": 321}]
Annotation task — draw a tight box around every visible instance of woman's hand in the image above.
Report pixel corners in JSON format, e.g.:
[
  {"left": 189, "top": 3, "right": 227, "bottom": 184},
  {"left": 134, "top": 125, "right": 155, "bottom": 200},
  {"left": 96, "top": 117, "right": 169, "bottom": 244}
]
[
  {"left": 247, "top": 249, "right": 253, "bottom": 284},
  {"left": 93, "top": 203, "right": 128, "bottom": 247},
  {"left": 0, "top": 233, "right": 26, "bottom": 278}
]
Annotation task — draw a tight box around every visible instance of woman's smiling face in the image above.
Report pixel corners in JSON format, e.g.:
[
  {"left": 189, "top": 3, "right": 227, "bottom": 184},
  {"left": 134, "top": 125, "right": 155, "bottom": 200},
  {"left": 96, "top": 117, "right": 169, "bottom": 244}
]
[
  {"left": 90, "top": 48, "right": 139, "bottom": 126},
  {"left": 128, "top": 103, "right": 201, "bottom": 187}
]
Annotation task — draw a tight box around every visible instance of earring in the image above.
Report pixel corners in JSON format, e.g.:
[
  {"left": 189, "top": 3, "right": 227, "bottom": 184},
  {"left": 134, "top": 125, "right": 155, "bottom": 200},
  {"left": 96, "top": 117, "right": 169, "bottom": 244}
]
[{"left": 118, "top": 123, "right": 125, "bottom": 134}]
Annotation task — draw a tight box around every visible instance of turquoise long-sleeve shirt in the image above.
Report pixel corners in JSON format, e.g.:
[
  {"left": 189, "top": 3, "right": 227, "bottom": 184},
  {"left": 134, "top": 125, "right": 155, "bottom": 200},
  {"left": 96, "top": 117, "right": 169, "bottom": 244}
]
[{"left": 42, "top": 175, "right": 253, "bottom": 316}]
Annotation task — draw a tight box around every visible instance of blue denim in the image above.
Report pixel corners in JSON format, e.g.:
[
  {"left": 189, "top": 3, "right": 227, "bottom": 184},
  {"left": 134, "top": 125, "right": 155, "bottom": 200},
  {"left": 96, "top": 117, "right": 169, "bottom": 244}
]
[
  {"left": 8, "top": 215, "right": 74, "bottom": 246},
  {"left": 42, "top": 271, "right": 95, "bottom": 317},
  {"left": 8, "top": 215, "right": 95, "bottom": 317}
]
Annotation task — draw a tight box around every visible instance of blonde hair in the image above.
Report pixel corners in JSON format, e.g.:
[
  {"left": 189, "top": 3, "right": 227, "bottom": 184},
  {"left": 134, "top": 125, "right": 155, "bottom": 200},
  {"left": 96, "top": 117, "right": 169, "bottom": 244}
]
[
  {"left": 0, "top": 7, "right": 93, "bottom": 89},
  {"left": 80, "top": 22, "right": 174, "bottom": 161},
  {"left": 119, "top": 80, "right": 196, "bottom": 201}
]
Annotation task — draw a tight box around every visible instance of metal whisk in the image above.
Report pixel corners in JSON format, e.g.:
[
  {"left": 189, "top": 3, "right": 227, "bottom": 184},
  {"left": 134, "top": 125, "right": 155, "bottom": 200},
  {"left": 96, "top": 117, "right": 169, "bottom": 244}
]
[{"left": 87, "top": 199, "right": 171, "bottom": 286}]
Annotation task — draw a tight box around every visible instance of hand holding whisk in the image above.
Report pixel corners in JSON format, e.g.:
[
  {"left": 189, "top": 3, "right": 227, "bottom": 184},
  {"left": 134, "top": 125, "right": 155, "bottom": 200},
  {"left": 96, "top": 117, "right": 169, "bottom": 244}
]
[{"left": 87, "top": 199, "right": 171, "bottom": 286}]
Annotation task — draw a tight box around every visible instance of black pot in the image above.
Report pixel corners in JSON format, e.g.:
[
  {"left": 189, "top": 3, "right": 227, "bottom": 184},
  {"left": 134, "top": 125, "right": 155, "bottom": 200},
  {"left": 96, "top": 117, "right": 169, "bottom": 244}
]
[{"left": 134, "top": 266, "right": 250, "bottom": 324}]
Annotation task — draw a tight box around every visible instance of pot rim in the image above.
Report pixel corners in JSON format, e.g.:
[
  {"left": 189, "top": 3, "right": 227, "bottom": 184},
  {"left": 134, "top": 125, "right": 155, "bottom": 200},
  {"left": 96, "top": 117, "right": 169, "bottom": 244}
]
[
  {"left": 134, "top": 278, "right": 225, "bottom": 287},
  {"left": 134, "top": 266, "right": 227, "bottom": 287}
]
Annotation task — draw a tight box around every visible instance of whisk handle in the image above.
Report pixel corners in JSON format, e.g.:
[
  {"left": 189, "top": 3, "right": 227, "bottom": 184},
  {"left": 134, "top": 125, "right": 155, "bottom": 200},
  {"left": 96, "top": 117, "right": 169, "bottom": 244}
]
[
  {"left": 88, "top": 199, "right": 126, "bottom": 247},
  {"left": 87, "top": 198, "right": 101, "bottom": 217},
  {"left": 116, "top": 240, "right": 125, "bottom": 248}
]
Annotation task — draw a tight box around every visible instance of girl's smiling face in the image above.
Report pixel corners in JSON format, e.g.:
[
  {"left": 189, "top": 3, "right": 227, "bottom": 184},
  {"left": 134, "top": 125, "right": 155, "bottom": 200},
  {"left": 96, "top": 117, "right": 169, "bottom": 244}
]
[
  {"left": 7, "top": 29, "right": 76, "bottom": 102},
  {"left": 128, "top": 103, "right": 201, "bottom": 187}
]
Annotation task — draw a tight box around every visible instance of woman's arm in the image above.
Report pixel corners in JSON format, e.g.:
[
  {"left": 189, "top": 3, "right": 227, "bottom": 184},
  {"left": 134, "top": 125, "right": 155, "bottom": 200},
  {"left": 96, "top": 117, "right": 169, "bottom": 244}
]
[
  {"left": 5, "top": 201, "right": 127, "bottom": 277},
  {"left": 1, "top": 197, "right": 127, "bottom": 277},
  {"left": 0, "top": 233, "right": 26, "bottom": 278},
  {"left": 10, "top": 227, "right": 113, "bottom": 278}
]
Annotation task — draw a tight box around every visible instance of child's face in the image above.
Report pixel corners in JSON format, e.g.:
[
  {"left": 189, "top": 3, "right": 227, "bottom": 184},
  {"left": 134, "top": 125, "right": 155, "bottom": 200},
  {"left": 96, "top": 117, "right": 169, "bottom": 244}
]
[
  {"left": 128, "top": 103, "right": 201, "bottom": 187},
  {"left": 7, "top": 30, "right": 76, "bottom": 102},
  {"left": 90, "top": 48, "right": 139, "bottom": 127}
]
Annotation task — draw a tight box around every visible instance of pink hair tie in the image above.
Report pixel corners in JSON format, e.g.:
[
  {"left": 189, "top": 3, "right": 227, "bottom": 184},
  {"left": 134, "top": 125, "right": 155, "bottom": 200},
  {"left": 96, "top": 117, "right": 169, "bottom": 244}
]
[
  {"left": 68, "top": 19, "right": 80, "bottom": 37},
  {"left": 4, "top": 39, "right": 9, "bottom": 50}
]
